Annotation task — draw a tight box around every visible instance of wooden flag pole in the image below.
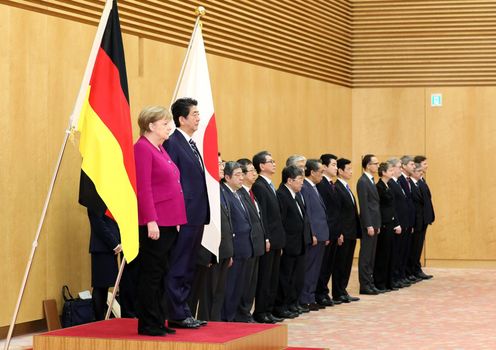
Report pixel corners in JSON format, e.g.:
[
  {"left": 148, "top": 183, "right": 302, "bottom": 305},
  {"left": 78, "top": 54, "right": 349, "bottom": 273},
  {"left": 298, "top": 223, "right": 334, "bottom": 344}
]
[
  {"left": 104, "top": 257, "right": 127, "bottom": 320},
  {"left": 3, "top": 1, "right": 113, "bottom": 349}
]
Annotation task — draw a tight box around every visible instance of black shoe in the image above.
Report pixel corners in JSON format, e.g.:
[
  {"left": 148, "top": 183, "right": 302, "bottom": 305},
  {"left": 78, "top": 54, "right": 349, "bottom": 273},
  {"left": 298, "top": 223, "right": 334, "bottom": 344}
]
[
  {"left": 317, "top": 299, "right": 334, "bottom": 307},
  {"left": 400, "top": 278, "right": 412, "bottom": 286},
  {"left": 298, "top": 304, "right": 310, "bottom": 313},
  {"left": 388, "top": 285, "right": 399, "bottom": 291},
  {"left": 253, "top": 313, "right": 275, "bottom": 324},
  {"left": 305, "top": 303, "right": 321, "bottom": 311},
  {"left": 169, "top": 317, "right": 200, "bottom": 329},
  {"left": 360, "top": 288, "right": 379, "bottom": 295},
  {"left": 160, "top": 325, "right": 176, "bottom": 334},
  {"left": 138, "top": 327, "right": 167, "bottom": 336},
  {"left": 416, "top": 271, "right": 433, "bottom": 280},
  {"left": 391, "top": 282, "right": 402, "bottom": 289},
  {"left": 372, "top": 286, "right": 384, "bottom": 294},
  {"left": 195, "top": 319, "right": 207, "bottom": 326},
  {"left": 267, "top": 313, "right": 284, "bottom": 322},
  {"left": 273, "top": 310, "right": 297, "bottom": 319},
  {"left": 333, "top": 295, "right": 350, "bottom": 303},
  {"left": 288, "top": 305, "right": 302, "bottom": 314},
  {"left": 407, "top": 275, "right": 421, "bottom": 283}
]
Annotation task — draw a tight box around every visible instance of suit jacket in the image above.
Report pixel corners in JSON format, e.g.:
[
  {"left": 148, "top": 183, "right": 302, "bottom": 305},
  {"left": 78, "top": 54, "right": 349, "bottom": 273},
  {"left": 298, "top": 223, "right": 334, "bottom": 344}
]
[
  {"left": 316, "top": 178, "right": 341, "bottom": 240},
  {"left": 376, "top": 179, "right": 399, "bottom": 227},
  {"left": 223, "top": 183, "right": 253, "bottom": 259},
  {"left": 398, "top": 174, "right": 416, "bottom": 228},
  {"left": 300, "top": 179, "right": 329, "bottom": 242},
  {"left": 164, "top": 129, "right": 210, "bottom": 225},
  {"left": 419, "top": 178, "right": 435, "bottom": 225},
  {"left": 388, "top": 178, "right": 410, "bottom": 229},
  {"left": 252, "top": 176, "right": 286, "bottom": 250},
  {"left": 219, "top": 183, "right": 234, "bottom": 260},
  {"left": 134, "top": 136, "right": 187, "bottom": 226},
  {"left": 335, "top": 180, "right": 362, "bottom": 240},
  {"left": 356, "top": 173, "right": 381, "bottom": 230},
  {"left": 88, "top": 209, "right": 120, "bottom": 253},
  {"left": 410, "top": 180, "right": 426, "bottom": 232},
  {"left": 277, "top": 185, "right": 312, "bottom": 256},
  {"left": 238, "top": 187, "right": 266, "bottom": 257}
]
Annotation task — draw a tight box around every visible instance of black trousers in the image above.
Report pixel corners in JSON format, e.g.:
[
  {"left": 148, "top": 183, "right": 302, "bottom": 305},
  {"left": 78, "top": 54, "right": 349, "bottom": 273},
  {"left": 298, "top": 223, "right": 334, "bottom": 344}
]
[
  {"left": 332, "top": 238, "right": 356, "bottom": 299},
  {"left": 136, "top": 226, "right": 177, "bottom": 331},
  {"left": 407, "top": 226, "right": 427, "bottom": 276},
  {"left": 374, "top": 223, "right": 394, "bottom": 289},
  {"left": 316, "top": 239, "right": 338, "bottom": 301},
  {"left": 188, "top": 264, "right": 210, "bottom": 319},
  {"left": 391, "top": 229, "right": 403, "bottom": 283},
  {"left": 235, "top": 256, "right": 259, "bottom": 321},
  {"left": 254, "top": 248, "right": 281, "bottom": 316},
  {"left": 274, "top": 252, "right": 305, "bottom": 311},
  {"left": 399, "top": 227, "right": 413, "bottom": 279}
]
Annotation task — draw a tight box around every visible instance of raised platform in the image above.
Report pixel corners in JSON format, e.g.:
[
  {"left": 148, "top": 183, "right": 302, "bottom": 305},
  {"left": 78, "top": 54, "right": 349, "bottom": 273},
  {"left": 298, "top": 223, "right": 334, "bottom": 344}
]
[{"left": 33, "top": 318, "right": 288, "bottom": 350}]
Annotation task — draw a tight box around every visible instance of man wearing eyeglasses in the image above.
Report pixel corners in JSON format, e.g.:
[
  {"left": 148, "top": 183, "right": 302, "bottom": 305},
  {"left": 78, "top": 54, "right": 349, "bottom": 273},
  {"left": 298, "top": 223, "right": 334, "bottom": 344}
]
[{"left": 357, "top": 154, "right": 382, "bottom": 295}]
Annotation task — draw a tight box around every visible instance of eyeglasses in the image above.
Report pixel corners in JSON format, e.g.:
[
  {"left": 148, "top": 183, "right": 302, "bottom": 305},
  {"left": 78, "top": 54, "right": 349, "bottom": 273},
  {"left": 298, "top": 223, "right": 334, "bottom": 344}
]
[
  {"left": 263, "top": 160, "right": 276, "bottom": 164},
  {"left": 369, "top": 162, "right": 379, "bottom": 166}
]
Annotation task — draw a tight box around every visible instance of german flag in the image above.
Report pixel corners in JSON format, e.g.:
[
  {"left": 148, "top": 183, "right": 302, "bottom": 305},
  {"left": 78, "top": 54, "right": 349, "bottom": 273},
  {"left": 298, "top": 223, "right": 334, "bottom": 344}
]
[{"left": 77, "top": 0, "right": 138, "bottom": 262}]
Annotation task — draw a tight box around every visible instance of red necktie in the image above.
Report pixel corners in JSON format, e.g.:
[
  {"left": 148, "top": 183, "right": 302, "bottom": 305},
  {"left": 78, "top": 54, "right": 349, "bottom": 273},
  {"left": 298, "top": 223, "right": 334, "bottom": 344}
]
[
  {"left": 406, "top": 176, "right": 412, "bottom": 191},
  {"left": 249, "top": 189, "right": 256, "bottom": 205}
]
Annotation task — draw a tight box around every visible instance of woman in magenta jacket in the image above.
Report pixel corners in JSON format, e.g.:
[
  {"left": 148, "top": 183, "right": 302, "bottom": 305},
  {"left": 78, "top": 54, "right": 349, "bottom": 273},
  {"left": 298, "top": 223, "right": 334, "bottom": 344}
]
[{"left": 134, "top": 106, "right": 187, "bottom": 336}]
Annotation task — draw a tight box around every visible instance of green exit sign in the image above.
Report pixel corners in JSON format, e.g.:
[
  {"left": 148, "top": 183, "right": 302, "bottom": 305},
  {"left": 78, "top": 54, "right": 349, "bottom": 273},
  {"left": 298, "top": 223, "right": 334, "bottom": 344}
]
[{"left": 431, "top": 93, "right": 442, "bottom": 107}]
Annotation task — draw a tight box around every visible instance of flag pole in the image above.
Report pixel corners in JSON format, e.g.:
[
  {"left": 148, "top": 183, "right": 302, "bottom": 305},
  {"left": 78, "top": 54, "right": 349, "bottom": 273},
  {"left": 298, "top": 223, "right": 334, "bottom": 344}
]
[
  {"left": 169, "top": 6, "right": 206, "bottom": 106},
  {"left": 3, "top": 2, "right": 113, "bottom": 349},
  {"left": 105, "top": 257, "right": 126, "bottom": 320}
]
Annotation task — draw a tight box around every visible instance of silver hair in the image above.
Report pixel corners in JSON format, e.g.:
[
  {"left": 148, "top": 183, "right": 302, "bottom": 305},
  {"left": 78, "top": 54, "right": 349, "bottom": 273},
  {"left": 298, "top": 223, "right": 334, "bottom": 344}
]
[
  {"left": 286, "top": 154, "right": 307, "bottom": 167},
  {"left": 400, "top": 155, "right": 414, "bottom": 165}
]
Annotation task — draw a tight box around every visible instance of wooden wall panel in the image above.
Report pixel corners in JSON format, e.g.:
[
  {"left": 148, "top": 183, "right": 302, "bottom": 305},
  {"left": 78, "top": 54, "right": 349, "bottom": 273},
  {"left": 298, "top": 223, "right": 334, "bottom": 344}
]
[
  {"left": 0, "top": 5, "right": 351, "bottom": 327},
  {"left": 0, "top": 0, "right": 352, "bottom": 86},
  {"left": 351, "top": 0, "right": 496, "bottom": 87}
]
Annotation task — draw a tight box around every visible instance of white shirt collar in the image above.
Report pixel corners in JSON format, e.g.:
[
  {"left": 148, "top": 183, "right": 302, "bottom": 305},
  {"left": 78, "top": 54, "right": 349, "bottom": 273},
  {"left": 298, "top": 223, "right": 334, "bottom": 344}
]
[
  {"left": 305, "top": 178, "right": 316, "bottom": 187},
  {"left": 337, "top": 178, "right": 349, "bottom": 187},
  {"left": 260, "top": 174, "right": 272, "bottom": 185},
  {"left": 177, "top": 128, "right": 192, "bottom": 143},
  {"left": 392, "top": 176, "right": 398, "bottom": 181},
  {"left": 284, "top": 184, "right": 297, "bottom": 198},
  {"left": 242, "top": 184, "right": 251, "bottom": 192},
  {"left": 401, "top": 171, "right": 409, "bottom": 178},
  {"left": 364, "top": 171, "right": 374, "bottom": 181},
  {"left": 411, "top": 177, "right": 419, "bottom": 184},
  {"left": 323, "top": 174, "right": 332, "bottom": 182}
]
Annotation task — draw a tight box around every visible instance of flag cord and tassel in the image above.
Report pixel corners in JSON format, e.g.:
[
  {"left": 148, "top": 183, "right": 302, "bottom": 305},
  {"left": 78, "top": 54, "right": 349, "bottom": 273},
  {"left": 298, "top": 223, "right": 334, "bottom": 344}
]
[
  {"left": 169, "top": 6, "right": 205, "bottom": 106},
  {"left": 105, "top": 257, "right": 126, "bottom": 320},
  {"left": 3, "top": 1, "right": 113, "bottom": 349}
]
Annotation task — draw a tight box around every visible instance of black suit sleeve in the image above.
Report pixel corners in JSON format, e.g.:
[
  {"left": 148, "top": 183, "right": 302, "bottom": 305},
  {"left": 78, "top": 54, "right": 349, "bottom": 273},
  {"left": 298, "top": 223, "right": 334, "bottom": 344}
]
[{"left": 88, "top": 209, "right": 120, "bottom": 250}]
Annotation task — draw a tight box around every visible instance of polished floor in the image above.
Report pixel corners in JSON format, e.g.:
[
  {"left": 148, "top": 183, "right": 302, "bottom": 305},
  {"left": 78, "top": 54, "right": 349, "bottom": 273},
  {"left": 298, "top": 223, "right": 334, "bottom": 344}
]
[{"left": 2, "top": 267, "right": 495, "bottom": 350}]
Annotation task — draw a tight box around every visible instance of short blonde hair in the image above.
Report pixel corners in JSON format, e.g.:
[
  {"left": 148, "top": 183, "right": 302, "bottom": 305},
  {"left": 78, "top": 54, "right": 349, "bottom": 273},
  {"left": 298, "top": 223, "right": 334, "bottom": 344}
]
[{"left": 137, "top": 106, "right": 172, "bottom": 136}]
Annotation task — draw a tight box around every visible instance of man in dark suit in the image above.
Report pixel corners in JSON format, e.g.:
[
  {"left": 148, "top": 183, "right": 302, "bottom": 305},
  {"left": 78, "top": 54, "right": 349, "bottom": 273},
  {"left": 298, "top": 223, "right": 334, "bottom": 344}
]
[
  {"left": 235, "top": 158, "right": 266, "bottom": 322},
  {"left": 193, "top": 155, "right": 233, "bottom": 321},
  {"left": 357, "top": 154, "right": 382, "bottom": 295},
  {"left": 387, "top": 158, "right": 412, "bottom": 288},
  {"left": 332, "top": 158, "right": 361, "bottom": 304},
  {"left": 414, "top": 155, "right": 435, "bottom": 280},
  {"left": 221, "top": 162, "right": 254, "bottom": 321},
  {"left": 274, "top": 165, "right": 311, "bottom": 318},
  {"left": 406, "top": 163, "right": 425, "bottom": 282},
  {"left": 164, "top": 98, "right": 210, "bottom": 328},
  {"left": 398, "top": 155, "right": 421, "bottom": 285},
  {"left": 299, "top": 159, "right": 330, "bottom": 310},
  {"left": 252, "top": 151, "right": 286, "bottom": 324},
  {"left": 316, "top": 154, "right": 342, "bottom": 306}
]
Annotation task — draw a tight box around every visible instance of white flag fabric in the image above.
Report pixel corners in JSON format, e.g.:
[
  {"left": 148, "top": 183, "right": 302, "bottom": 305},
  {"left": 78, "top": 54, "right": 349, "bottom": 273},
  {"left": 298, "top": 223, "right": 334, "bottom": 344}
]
[{"left": 174, "top": 20, "right": 221, "bottom": 258}]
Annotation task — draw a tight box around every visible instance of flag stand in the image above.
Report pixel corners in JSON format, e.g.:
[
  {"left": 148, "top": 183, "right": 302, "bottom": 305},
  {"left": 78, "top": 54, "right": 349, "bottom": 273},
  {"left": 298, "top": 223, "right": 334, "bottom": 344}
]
[
  {"left": 3, "top": 132, "right": 70, "bottom": 350},
  {"left": 3, "top": 1, "right": 114, "bottom": 349},
  {"left": 105, "top": 257, "right": 126, "bottom": 320}
]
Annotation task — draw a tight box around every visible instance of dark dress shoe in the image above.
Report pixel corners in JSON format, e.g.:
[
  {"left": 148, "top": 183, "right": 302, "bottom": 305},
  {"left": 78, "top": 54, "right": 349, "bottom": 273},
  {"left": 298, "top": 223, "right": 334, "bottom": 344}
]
[
  {"left": 196, "top": 319, "right": 208, "bottom": 326},
  {"left": 305, "top": 303, "right": 321, "bottom": 311},
  {"left": 346, "top": 294, "right": 360, "bottom": 302},
  {"left": 160, "top": 325, "right": 176, "bottom": 334},
  {"left": 407, "top": 275, "right": 420, "bottom": 283},
  {"left": 334, "top": 296, "right": 350, "bottom": 303},
  {"left": 371, "top": 286, "right": 384, "bottom": 293},
  {"left": 253, "top": 314, "right": 276, "bottom": 324},
  {"left": 274, "top": 310, "right": 297, "bottom": 319},
  {"left": 416, "top": 271, "right": 433, "bottom": 279},
  {"left": 317, "top": 299, "right": 334, "bottom": 307},
  {"left": 332, "top": 299, "right": 343, "bottom": 305},
  {"left": 267, "top": 313, "right": 284, "bottom": 322},
  {"left": 400, "top": 278, "right": 412, "bottom": 286},
  {"left": 288, "top": 305, "right": 302, "bottom": 314},
  {"left": 391, "top": 282, "right": 402, "bottom": 289},
  {"left": 169, "top": 317, "right": 200, "bottom": 329},
  {"left": 360, "top": 288, "right": 379, "bottom": 295},
  {"left": 298, "top": 304, "right": 310, "bottom": 313},
  {"left": 138, "top": 327, "right": 167, "bottom": 336}
]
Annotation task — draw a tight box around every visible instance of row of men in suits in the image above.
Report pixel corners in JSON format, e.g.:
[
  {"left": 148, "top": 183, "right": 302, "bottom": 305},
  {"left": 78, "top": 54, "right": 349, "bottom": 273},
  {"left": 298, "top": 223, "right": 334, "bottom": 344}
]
[{"left": 189, "top": 151, "right": 435, "bottom": 324}]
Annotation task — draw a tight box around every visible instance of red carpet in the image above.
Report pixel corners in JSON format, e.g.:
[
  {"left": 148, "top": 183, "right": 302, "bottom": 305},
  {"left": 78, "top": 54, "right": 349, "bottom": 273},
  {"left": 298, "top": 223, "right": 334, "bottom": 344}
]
[{"left": 39, "top": 318, "right": 278, "bottom": 343}]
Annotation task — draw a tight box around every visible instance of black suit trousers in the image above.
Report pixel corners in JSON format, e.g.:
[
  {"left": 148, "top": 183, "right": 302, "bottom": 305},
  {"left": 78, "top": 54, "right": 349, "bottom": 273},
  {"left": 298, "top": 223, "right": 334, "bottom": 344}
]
[
  {"left": 332, "top": 238, "right": 356, "bottom": 299},
  {"left": 235, "top": 256, "right": 259, "bottom": 321},
  {"left": 274, "top": 252, "right": 305, "bottom": 311},
  {"left": 254, "top": 249, "right": 282, "bottom": 316},
  {"left": 374, "top": 223, "right": 394, "bottom": 289},
  {"left": 407, "top": 226, "right": 427, "bottom": 276},
  {"left": 399, "top": 228, "right": 413, "bottom": 279},
  {"left": 136, "top": 226, "right": 177, "bottom": 331},
  {"left": 195, "top": 258, "right": 230, "bottom": 321},
  {"left": 316, "top": 239, "right": 338, "bottom": 300}
]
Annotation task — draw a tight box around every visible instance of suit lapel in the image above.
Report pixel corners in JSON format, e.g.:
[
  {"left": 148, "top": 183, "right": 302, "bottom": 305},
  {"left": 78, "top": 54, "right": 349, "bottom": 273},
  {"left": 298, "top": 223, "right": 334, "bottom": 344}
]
[{"left": 174, "top": 129, "right": 204, "bottom": 173}]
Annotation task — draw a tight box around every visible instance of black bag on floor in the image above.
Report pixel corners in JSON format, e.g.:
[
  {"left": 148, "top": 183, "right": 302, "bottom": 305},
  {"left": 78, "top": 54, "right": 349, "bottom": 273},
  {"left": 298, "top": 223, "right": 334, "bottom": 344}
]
[{"left": 61, "top": 285, "right": 95, "bottom": 327}]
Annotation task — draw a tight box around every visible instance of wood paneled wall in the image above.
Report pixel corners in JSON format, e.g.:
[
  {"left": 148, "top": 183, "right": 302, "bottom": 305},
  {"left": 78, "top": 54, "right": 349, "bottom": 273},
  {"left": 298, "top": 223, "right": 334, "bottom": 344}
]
[
  {"left": 0, "top": 4, "right": 351, "bottom": 327},
  {"left": 0, "top": 0, "right": 352, "bottom": 86},
  {"left": 351, "top": 0, "right": 496, "bottom": 87},
  {"left": 352, "top": 87, "right": 496, "bottom": 266}
]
